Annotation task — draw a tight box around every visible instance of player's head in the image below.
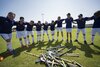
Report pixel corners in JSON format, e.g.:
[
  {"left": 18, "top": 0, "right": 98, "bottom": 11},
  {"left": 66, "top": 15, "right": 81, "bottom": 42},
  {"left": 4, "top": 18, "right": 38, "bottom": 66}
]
[
  {"left": 51, "top": 20, "right": 54, "bottom": 24},
  {"left": 20, "top": 17, "right": 24, "bottom": 22},
  {"left": 78, "top": 14, "right": 83, "bottom": 19},
  {"left": 94, "top": 10, "right": 100, "bottom": 18},
  {"left": 38, "top": 21, "right": 41, "bottom": 24},
  {"left": 7, "top": 12, "right": 15, "bottom": 21},
  {"left": 58, "top": 16, "right": 61, "bottom": 20},
  {"left": 67, "top": 13, "right": 71, "bottom": 18},
  {"left": 30, "top": 20, "right": 34, "bottom": 25}
]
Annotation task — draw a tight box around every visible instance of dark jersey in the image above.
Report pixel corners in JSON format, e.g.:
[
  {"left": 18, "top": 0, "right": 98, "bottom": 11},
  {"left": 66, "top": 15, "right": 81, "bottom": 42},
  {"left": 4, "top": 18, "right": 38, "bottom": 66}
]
[
  {"left": 55, "top": 19, "right": 64, "bottom": 27},
  {"left": 14, "top": 21, "right": 26, "bottom": 31},
  {"left": 0, "top": 17, "right": 15, "bottom": 34},
  {"left": 43, "top": 23, "right": 49, "bottom": 30},
  {"left": 74, "top": 17, "right": 89, "bottom": 29},
  {"left": 25, "top": 23, "right": 34, "bottom": 31},
  {"left": 34, "top": 23, "right": 42, "bottom": 31},
  {"left": 90, "top": 16, "right": 100, "bottom": 28},
  {"left": 49, "top": 23, "right": 56, "bottom": 31},
  {"left": 65, "top": 17, "right": 73, "bottom": 28}
]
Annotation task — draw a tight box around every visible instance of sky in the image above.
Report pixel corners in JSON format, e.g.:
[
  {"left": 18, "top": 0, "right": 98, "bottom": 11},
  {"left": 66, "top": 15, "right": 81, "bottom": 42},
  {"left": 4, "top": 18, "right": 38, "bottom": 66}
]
[{"left": 0, "top": 0, "right": 100, "bottom": 24}]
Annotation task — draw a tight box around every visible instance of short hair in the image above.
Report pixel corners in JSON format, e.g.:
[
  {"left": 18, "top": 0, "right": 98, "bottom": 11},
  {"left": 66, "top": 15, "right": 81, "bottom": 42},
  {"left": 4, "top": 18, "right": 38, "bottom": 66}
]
[
  {"left": 94, "top": 10, "right": 100, "bottom": 18},
  {"left": 78, "top": 14, "right": 83, "bottom": 17},
  {"left": 20, "top": 17, "right": 24, "bottom": 20},
  {"left": 8, "top": 12, "right": 14, "bottom": 15},
  {"left": 67, "top": 13, "right": 71, "bottom": 15},
  {"left": 30, "top": 20, "right": 34, "bottom": 23},
  {"left": 38, "top": 21, "right": 41, "bottom": 23}
]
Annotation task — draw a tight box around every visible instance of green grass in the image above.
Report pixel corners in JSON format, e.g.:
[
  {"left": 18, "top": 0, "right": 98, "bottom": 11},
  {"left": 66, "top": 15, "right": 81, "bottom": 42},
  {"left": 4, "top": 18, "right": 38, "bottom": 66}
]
[{"left": 0, "top": 28, "right": 100, "bottom": 67}]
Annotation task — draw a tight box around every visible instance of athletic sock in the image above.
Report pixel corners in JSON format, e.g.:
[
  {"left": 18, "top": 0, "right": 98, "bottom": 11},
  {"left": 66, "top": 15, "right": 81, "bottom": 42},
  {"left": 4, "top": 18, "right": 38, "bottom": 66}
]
[
  {"left": 52, "top": 35, "right": 54, "bottom": 40},
  {"left": 19, "top": 40, "right": 23, "bottom": 46},
  {"left": 7, "top": 42, "right": 13, "bottom": 51},
  {"left": 48, "top": 35, "right": 50, "bottom": 40},
  {"left": 76, "top": 34, "right": 78, "bottom": 40},
  {"left": 92, "top": 35, "right": 95, "bottom": 43},
  {"left": 24, "top": 38, "right": 28, "bottom": 45},
  {"left": 84, "top": 36, "right": 86, "bottom": 41},
  {"left": 32, "top": 37, "right": 34, "bottom": 43},
  {"left": 27, "top": 38, "right": 30, "bottom": 44}
]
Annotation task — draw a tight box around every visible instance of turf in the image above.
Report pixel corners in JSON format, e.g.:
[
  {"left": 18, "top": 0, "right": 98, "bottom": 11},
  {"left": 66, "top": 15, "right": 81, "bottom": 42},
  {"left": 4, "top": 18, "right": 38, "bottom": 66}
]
[{"left": 0, "top": 28, "right": 100, "bottom": 67}]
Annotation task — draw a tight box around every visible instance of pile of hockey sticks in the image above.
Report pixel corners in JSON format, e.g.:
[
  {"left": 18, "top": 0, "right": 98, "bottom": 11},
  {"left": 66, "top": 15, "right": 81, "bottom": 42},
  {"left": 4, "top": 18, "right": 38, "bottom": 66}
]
[{"left": 24, "top": 45, "right": 82, "bottom": 67}]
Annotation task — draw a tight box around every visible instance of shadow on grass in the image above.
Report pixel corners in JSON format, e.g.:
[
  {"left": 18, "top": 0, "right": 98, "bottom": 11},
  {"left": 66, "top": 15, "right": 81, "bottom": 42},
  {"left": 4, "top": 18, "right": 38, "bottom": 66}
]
[
  {"left": 64, "top": 42, "right": 77, "bottom": 53},
  {"left": 1, "top": 40, "right": 100, "bottom": 59},
  {"left": 46, "top": 40, "right": 63, "bottom": 48},
  {"left": 77, "top": 41, "right": 100, "bottom": 58}
]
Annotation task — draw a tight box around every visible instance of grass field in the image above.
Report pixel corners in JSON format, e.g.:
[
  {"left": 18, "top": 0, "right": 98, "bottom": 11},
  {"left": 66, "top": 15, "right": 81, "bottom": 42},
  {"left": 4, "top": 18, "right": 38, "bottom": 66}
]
[{"left": 0, "top": 28, "right": 100, "bottom": 67}]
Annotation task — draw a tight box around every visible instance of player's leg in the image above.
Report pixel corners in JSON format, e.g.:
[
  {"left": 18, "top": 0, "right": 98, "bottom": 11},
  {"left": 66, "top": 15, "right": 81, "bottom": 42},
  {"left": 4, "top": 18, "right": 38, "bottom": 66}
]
[
  {"left": 91, "top": 28, "right": 96, "bottom": 45},
  {"left": 42, "top": 30, "right": 45, "bottom": 41},
  {"left": 37, "top": 31, "right": 39, "bottom": 42},
  {"left": 17, "top": 31, "right": 24, "bottom": 47},
  {"left": 70, "top": 32, "right": 72, "bottom": 43},
  {"left": 57, "top": 28, "right": 59, "bottom": 40},
  {"left": 38, "top": 31, "right": 41, "bottom": 41},
  {"left": 61, "top": 30, "right": 63, "bottom": 41},
  {"left": 82, "top": 28, "right": 87, "bottom": 44},
  {"left": 30, "top": 31, "right": 34, "bottom": 43},
  {"left": 19, "top": 37, "right": 24, "bottom": 47},
  {"left": 27, "top": 35, "right": 30, "bottom": 45},
  {"left": 66, "top": 32, "right": 68, "bottom": 42},
  {"left": 51, "top": 31, "right": 55, "bottom": 41},
  {"left": 75, "top": 28, "right": 80, "bottom": 42},
  {"left": 31, "top": 34, "right": 34, "bottom": 43},
  {"left": 46, "top": 31, "right": 50, "bottom": 41},
  {"left": 23, "top": 36, "right": 28, "bottom": 47},
  {"left": 1, "top": 34, "right": 15, "bottom": 54},
  {"left": 26, "top": 31, "right": 30, "bottom": 45}
]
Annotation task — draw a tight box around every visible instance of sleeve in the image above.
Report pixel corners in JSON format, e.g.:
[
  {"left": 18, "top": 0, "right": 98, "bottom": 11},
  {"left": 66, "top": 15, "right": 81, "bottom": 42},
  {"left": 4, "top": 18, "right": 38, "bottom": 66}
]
[
  {"left": 73, "top": 19, "right": 77, "bottom": 24},
  {"left": 0, "top": 17, "right": 5, "bottom": 24},
  {"left": 84, "top": 17, "right": 90, "bottom": 21},
  {"left": 13, "top": 21, "right": 18, "bottom": 25},
  {"left": 90, "top": 16, "right": 95, "bottom": 20},
  {"left": 73, "top": 19, "right": 77, "bottom": 21},
  {"left": 34, "top": 23, "right": 37, "bottom": 26}
]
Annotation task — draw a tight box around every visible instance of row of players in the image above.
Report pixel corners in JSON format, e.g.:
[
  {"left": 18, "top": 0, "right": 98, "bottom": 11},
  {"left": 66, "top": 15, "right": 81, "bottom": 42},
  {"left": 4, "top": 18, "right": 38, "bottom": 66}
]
[{"left": 0, "top": 11, "right": 100, "bottom": 55}]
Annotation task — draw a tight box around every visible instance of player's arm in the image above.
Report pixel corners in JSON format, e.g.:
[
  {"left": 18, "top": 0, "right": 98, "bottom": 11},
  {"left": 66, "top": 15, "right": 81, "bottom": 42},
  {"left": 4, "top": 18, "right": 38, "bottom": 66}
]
[
  {"left": 73, "top": 19, "right": 77, "bottom": 24},
  {"left": 0, "top": 17, "right": 5, "bottom": 25}
]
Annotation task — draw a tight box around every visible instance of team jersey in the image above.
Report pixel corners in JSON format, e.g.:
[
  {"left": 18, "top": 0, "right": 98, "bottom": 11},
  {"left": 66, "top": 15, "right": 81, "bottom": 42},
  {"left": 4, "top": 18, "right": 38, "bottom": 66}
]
[
  {"left": 42, "top": 23, "right": 49, "bottom": 30},
  {"left": 0, "top": 16, "right": 15, "bottom": 34},
  {"left": 25, "top": 23, "right": 34, "bottom": 31},
  {"left": 74, "top": 17, "right": 89, "bottom": 29},
  {"left": 55, "top": 19, "right": 64, "bottom": 27},
  {"left": 49, "top": 23, "right": 56, "bottom": 31},
  {"left": 34, "top": 23, "right": 42, "bottom": 31},
  {"left": 90, "top": 16, "right": 100, "bottom": 28},
  {"left": 14, "top": 21, "right": 26, "bottom": 31},
  {"left": 65, "top": 17, "right": 73, "bottom": 28}
]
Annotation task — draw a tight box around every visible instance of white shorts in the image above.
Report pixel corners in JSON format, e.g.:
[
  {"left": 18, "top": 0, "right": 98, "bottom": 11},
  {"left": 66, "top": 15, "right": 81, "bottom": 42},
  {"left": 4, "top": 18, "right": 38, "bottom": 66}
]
[
  {"left": 16, "top": 31, "right": 26, "bottom": 38},
  {"left": 77, "top": 28, "right": 86, "bottom": 34},
  {"left": 51, "top": 31, "right": 55, "bottom": 35},
  {"left": 92, "top": 28, "right": 100, "bottom": 35},
  {"left": 66, "top": 28, "right": 72, "bottom": 32},
  {"left": 26, "top": 31, "right": 33, "bottom": 36},
  {"left": 37, "top": 31, "right": 41, "bottom": 35},
  {"left": 0, "top": 33, "right": 12, "bottom": 40},
  {"left": 57, "top": 27, "right": 62, "bottom": 32},
  {"left": 43, "top": 30, "right": 48, "bottom": 34}
]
